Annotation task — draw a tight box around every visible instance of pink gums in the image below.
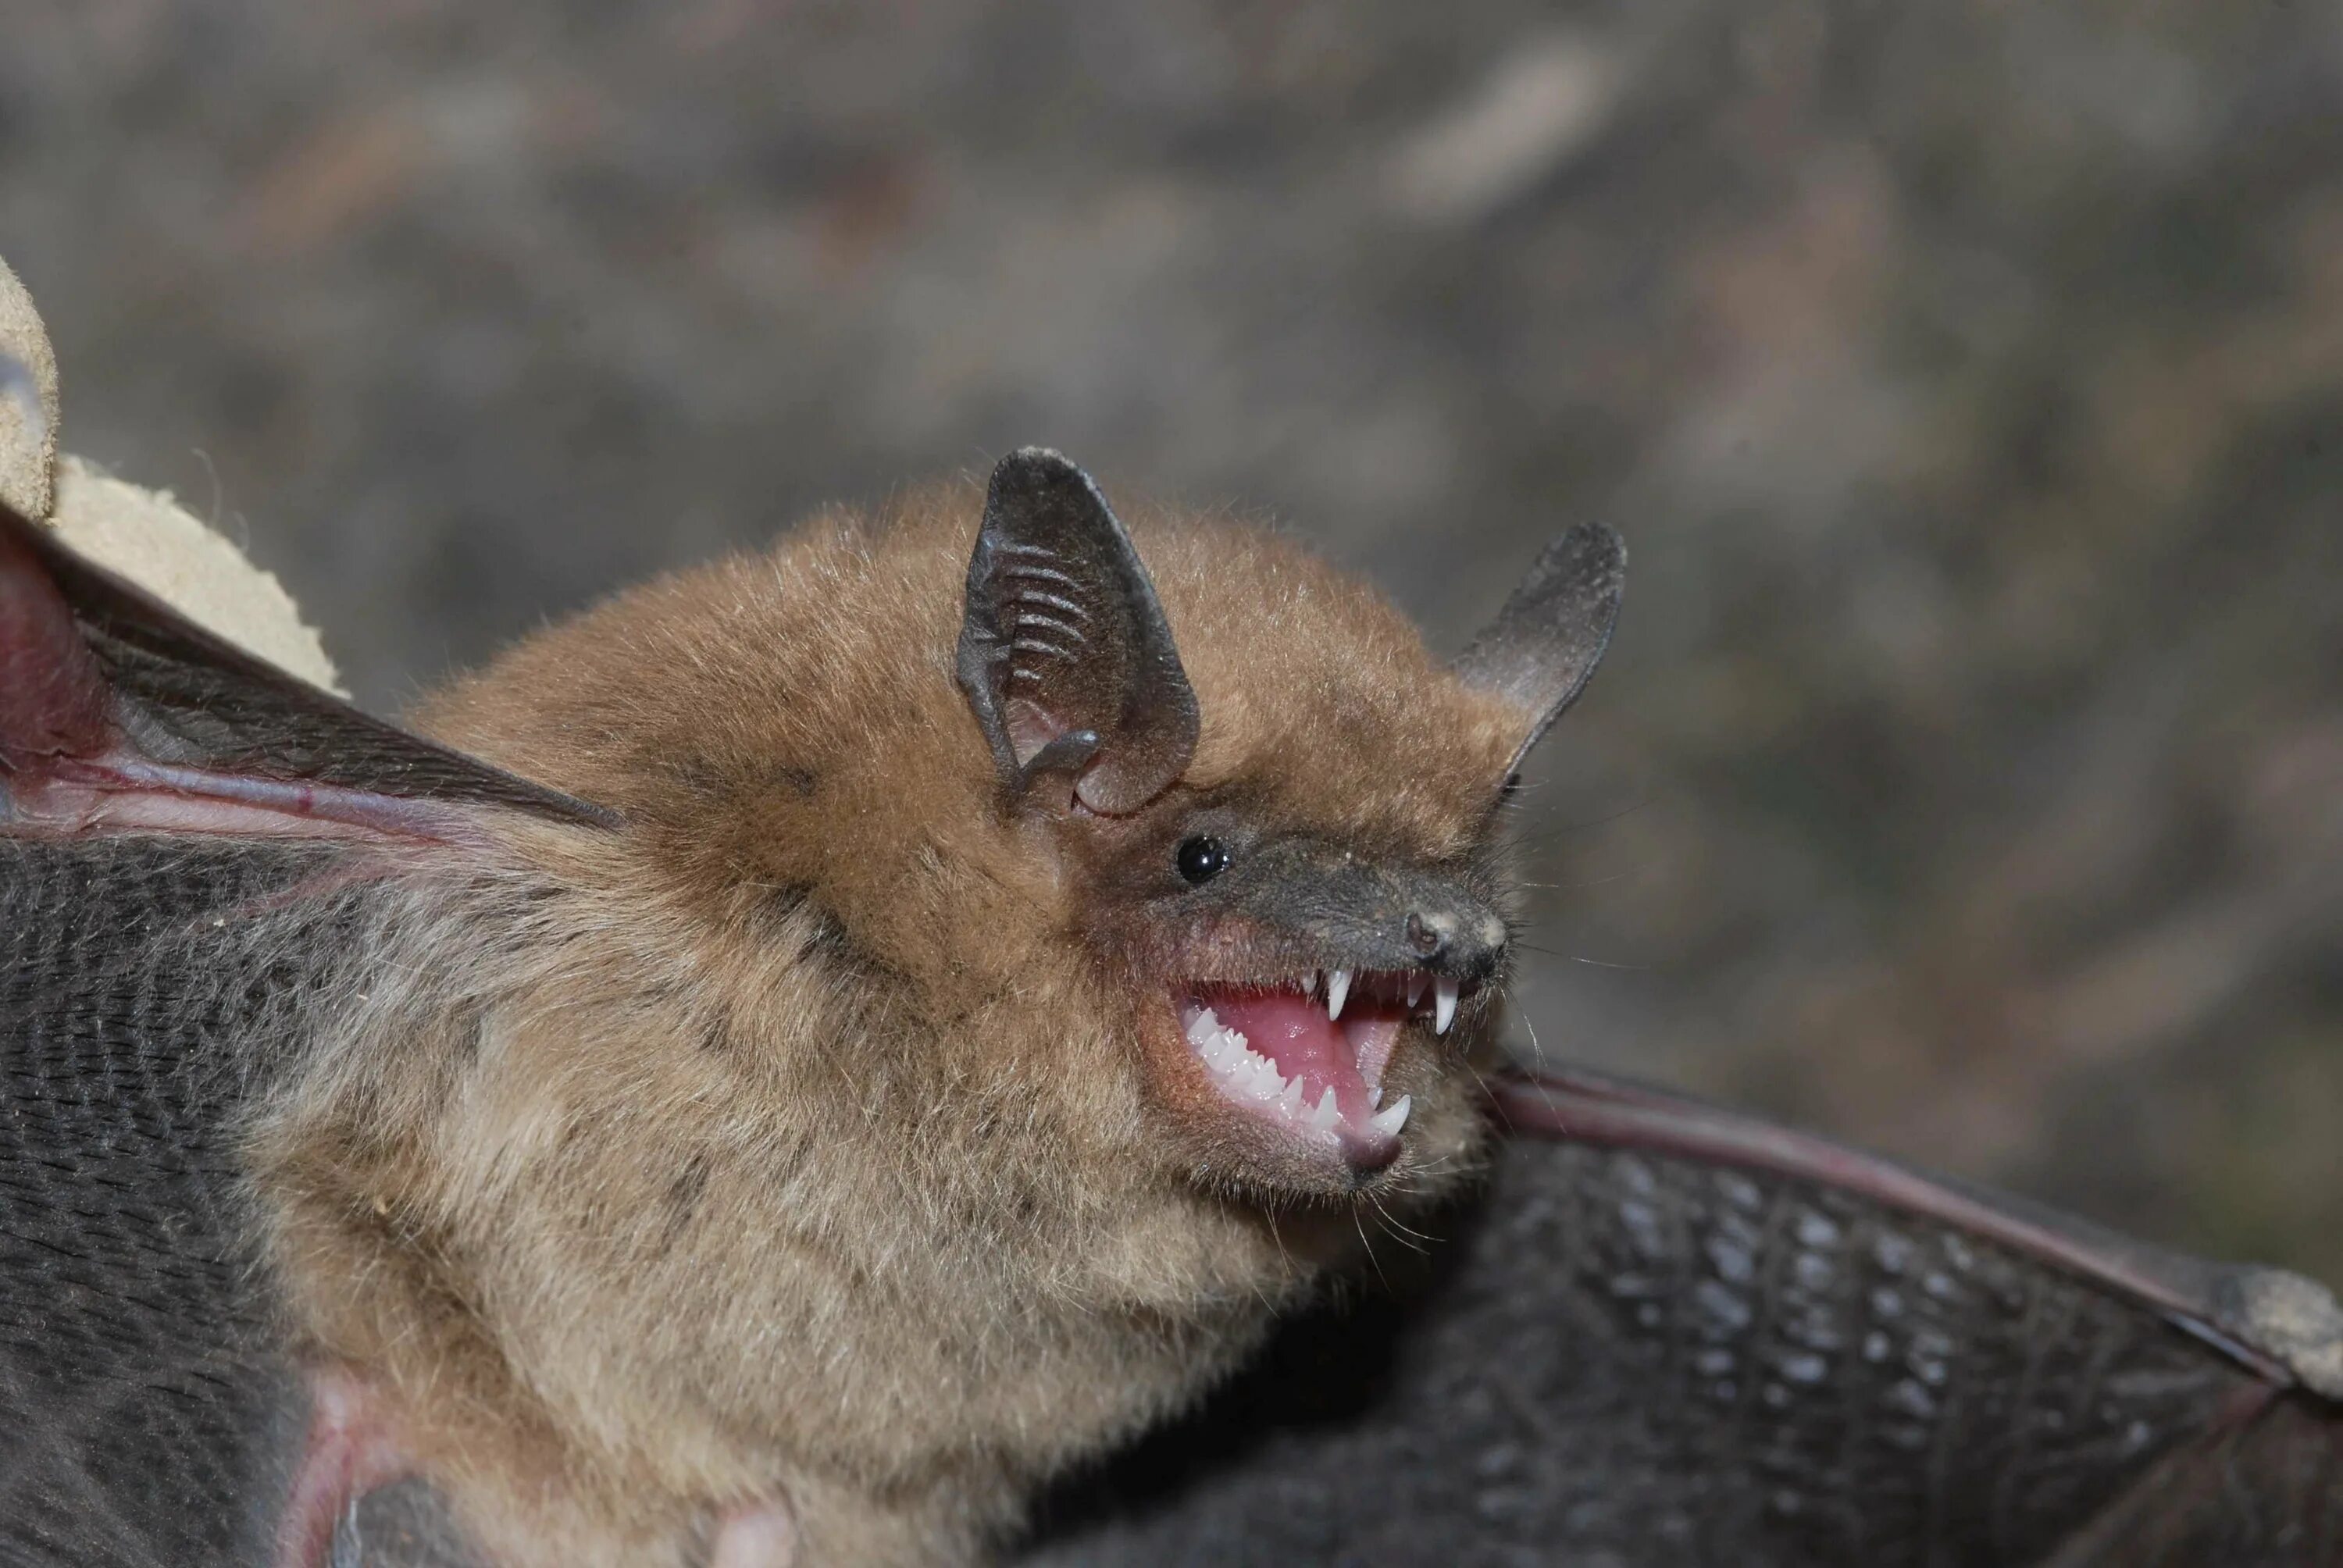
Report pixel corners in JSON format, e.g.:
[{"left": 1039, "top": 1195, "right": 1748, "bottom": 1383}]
[{"left": 1187, "top": 985, "right": 1407, "bottom": 1162}]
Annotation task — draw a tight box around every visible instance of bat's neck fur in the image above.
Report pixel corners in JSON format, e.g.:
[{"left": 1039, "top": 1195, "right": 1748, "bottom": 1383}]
[{"left": 251, "top": 484, "right": 1528, "bottom": 1564}]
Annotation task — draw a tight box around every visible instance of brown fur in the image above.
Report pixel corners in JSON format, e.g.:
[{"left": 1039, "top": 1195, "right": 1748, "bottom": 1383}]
[{"left": 251, "top": 478, "right": 1537, "bottom": 1564}]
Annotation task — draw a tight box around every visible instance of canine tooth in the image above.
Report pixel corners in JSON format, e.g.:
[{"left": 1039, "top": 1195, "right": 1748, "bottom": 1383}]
[
  {"left": 1407, "top": 972, "right": 1428, "bottom": 1007},
  {"left": 1369, "top": 1094, "right": 1412, "bottom": 1136},
  {"left": 1278, "top": 1077, "right": 1305, "bottom": 1114},
  {"left": 1434, "top": 977, "right": 1458, "bottom": 1035},
  {"left": 1310, "top": 1087, "right": 1341, "bottom": 1131},
  {"left": 1325, "top": 968, "right": 1351, "bottom": 1020}
]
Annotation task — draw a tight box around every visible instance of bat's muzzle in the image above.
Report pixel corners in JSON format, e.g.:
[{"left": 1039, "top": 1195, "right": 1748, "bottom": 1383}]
[{"left": 1204, "top": 839, "right": 1509, "bottom": 988}]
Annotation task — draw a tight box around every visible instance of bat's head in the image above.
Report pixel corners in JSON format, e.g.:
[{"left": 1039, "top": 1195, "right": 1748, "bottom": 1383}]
[
  {"left": 426, "top": 449, "right": 1620, "bottom": 1222},
  {"left": 946, "top": 451, "right": 1623, "bottom": 1199}
]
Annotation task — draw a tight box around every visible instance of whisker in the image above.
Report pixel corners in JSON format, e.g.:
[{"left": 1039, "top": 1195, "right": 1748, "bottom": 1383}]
[
  {"left": 1519, "top": 1011, "right": 1549, "bottom": 1073},
  {"left": 1365, "top": 1191, "right": 1435, "bottom": 1252},
  {"left": 1352, "top": 1203, "right": 1395, "bottom": 1292},
  {"left": 1511, "top": 942, "right": 1653, "bottom": 972},
  {"left": 1512, "top": 866, "right": 1653, "bottom": 893},
  {"left": 1509, "top": 795, "right": 1657, "bottom": 847}
]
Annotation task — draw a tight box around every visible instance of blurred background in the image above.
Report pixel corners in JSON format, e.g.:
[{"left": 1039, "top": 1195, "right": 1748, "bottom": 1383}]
[{"left": 2, "top": 0, "right": 2339, "bottom": 1281}]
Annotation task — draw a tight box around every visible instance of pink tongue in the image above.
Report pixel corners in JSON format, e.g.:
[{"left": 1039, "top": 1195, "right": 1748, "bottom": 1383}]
[{"left": 1202, "top": 989, "right": 1373, "bottom": 1119}]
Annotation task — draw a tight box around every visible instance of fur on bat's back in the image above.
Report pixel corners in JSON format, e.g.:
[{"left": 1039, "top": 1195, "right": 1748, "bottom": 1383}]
[{"left": 249, "top": 480, "right": 1522, "bottom": 1563}]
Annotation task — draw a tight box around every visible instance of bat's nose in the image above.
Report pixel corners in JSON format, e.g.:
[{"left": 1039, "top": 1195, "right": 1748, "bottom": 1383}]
[
  {"left": 1404, "top": 903, "right": 1507, "bottom": 984},
  {"left": 1211, "top": 839, "right": 1510, "bottom": 984}
]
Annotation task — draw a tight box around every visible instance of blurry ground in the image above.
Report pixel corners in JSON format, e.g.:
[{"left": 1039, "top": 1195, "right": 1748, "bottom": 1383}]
[{"left": 2, "top": 0, "right": 2340, "bottom": 1281}]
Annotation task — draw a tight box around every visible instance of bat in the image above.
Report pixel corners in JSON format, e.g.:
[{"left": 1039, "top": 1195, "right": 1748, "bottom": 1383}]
[
  {"left": 0, "top": 444, "right": 1617, "bottom": 1566},
  {"left": 5, "top": 431, "right": 2338, "bottom": 1566}
]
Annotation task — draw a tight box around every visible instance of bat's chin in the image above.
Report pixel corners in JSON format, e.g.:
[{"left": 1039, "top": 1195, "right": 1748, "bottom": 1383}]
[{"left": 1165, "top": 968, "right": 1462, "bottom": 1188}]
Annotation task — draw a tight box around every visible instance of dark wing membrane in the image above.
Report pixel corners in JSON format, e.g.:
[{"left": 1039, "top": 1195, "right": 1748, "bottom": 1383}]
[
  {"left": 1, "top": 508, "right": 605, "bottom": 1565},
  {"left": 1, "top": 836, "right": 335, "bottom": 1566},
  {"left": 1022, "top": 1067, "right": 2343, "bottom": 1566},
  {"left": 2, "top": 504, "right": 615, "bottom": 829}
]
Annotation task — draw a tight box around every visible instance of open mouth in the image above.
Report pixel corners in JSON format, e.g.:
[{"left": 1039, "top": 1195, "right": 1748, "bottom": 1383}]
[{"left": 1177, "top": 969, "right": 1460, "bottom": 1164}]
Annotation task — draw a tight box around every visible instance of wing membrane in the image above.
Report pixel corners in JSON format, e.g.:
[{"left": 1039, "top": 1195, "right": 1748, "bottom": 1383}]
[{"left": 1023, "top": 1067, "right": 2343, "bottom": 1566}]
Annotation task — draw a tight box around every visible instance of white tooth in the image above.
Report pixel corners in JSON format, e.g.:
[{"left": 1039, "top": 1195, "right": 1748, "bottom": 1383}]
[
  {"left": 1407, "top": 972, "right": 1428, "bottom": 1007},
  {"left": 1246, "top": 1060, "right": 1282, "bottom": 1100},
  {"left": 1369, "top": 1085, "right": 1383, "bottom": 1110},
  {"left": 1184, "top": 1007, "right": 1212, "bottom": 1046},
  {"left": 1434, "top": 978, "right": 1458, "bottom": 1035},
  {"left": 1278, "top": 1077, "right": 1305, "bottom": 1114},
  {"left": 1325, "top": 969, "right": 1351, "bottom": 1020},
  {"left": 1310, "top": 1087, "right": 1341, "bottom": 1131},
  {"left": 1368, "top": 1094, "right": 1412, "bottom": 1136}
]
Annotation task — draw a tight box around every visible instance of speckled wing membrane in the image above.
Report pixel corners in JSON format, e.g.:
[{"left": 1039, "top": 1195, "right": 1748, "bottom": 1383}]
[{"left": 1024, "top": 1066, "right": 2343, "bottom": 1566}]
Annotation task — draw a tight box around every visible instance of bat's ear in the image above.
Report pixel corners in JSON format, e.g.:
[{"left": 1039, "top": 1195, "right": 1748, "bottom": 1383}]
[
  {"left": 955, "top": 447, "right": 1200, "bottom": 814},
  {"left": 1454, "top": 524, "right": 1625, "bottom": 782}
]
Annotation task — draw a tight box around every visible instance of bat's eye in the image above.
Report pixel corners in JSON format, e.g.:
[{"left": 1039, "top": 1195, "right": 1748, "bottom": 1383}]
[{"left": 1175, "top": 836, "right": 1230, "bottom": 885}]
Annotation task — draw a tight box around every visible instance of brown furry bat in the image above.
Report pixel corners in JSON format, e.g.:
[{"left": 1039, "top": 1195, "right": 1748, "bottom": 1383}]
[{"left": 0, "top": 448, "right": 1622, "bottom": 1565}]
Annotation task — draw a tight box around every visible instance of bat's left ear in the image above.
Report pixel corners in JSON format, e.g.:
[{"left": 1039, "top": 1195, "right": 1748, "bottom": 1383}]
[
  {"left": 956, "top": 447, "right": 1200, "bottom": 814},
  {"left": 1454, "top": 524, "right": 1626, "bottom": 782}
]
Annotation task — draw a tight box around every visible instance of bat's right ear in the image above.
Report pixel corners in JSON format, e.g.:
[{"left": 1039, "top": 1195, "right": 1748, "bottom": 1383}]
[
  {"left": 1454, "top": 524, "right": 1626, "bottom": 783},
  {"left": 0, "top": 501, "right": 616, "bottom": 841},
  {"left": 954, "top": 447, "right": 1200, "bottom": 814}
]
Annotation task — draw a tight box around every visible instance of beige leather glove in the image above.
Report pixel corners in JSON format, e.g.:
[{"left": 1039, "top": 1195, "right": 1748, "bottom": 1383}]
[{"left": 1, "top": 254, "right": 341, "bottom": 693}]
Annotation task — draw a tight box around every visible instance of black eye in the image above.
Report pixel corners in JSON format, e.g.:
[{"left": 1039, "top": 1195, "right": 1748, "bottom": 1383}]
[{"left": 1175, "top": 836, "right": 1230, "bottom": 885}]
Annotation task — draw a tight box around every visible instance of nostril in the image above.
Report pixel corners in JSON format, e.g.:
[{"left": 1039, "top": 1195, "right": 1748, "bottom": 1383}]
[{"left": 1405, "top": 911, "right": 1450, "bottom": 957}]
